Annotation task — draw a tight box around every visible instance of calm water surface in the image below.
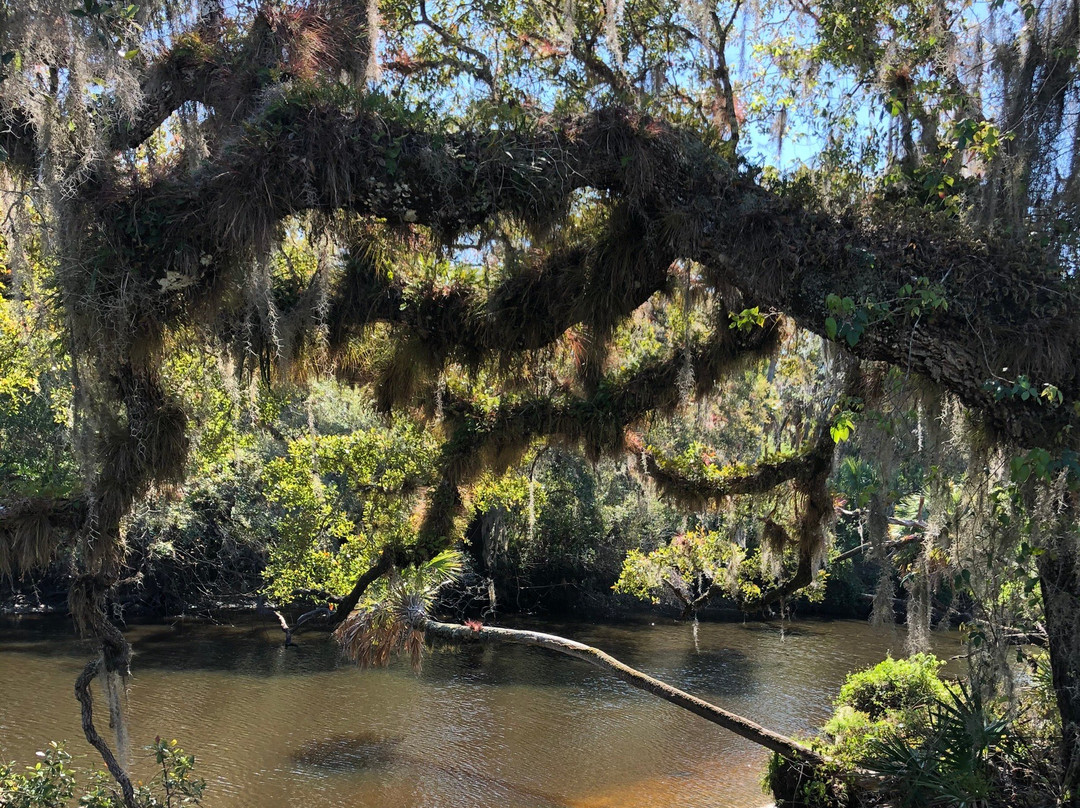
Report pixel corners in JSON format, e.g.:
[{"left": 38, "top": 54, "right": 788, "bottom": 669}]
[{"left": 0, "top": 615, "right": 961, "bottom": 808}]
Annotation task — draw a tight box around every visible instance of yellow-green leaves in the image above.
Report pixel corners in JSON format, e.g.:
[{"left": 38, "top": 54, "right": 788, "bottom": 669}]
[
  {"left": 830, "top": 411, "right": 856, "bottom": 443},
  {"left": 261, "top": 420, "right": 437, "bottom": 601}
]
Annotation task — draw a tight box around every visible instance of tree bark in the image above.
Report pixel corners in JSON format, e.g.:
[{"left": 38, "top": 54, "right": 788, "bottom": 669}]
[
  {"left": 1037, "top": 536, "right": 1080, "bottom": 806},
  {"left": 75, "top": 659, "right": 137, "bottom": 808}
]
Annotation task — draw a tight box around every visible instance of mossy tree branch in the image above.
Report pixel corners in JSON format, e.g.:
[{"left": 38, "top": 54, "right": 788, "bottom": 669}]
[
  {"left": 84, "top": 99, "right": 1075, "bottom": 447},
  {"left": 411, "top": 319, "right": 784, "bottom": 556},
  {"left": 634, "top": 432, "right": 835, "bottom": 511},
  {"left": 75, "top": 659, "right": 137, "bottom": 808}
]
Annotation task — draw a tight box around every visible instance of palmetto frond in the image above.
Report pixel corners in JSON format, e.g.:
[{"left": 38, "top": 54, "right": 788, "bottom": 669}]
[
  {"left": 407, "top": 549, "right": 464, "bottom": 593},
  {"left": 333, "top": 549, "right": 464, "bottom": 671}
]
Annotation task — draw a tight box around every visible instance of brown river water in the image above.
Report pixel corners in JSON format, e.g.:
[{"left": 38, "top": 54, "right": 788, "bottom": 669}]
[{"left": 0, "top": 614, "right": 962, "bottom": 808}]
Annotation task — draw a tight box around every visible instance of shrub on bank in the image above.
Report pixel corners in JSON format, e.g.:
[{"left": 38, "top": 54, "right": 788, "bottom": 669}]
[
  {"left": 0, "top": 739, "right": 203, "bottom": 808},
  {"left": 835, "top": 653, "right": 945, "bottom": 719},
  {"left": 767, "top": 653, "right": 1062, "bottom": 808}
]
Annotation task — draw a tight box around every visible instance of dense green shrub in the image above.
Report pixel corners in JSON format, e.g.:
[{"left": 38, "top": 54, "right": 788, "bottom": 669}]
[
  {"left": 835, "top": 653, "right": 946, "bottom": 719},
  {"left": 768, "top": 653, "right": 1062, "bottom": 808},
  {"left": 860, "top": 684, "right": 1009, "bottom": 808},
  {"left": 0, "top": 743, "right": 74, "bottom": 808}
]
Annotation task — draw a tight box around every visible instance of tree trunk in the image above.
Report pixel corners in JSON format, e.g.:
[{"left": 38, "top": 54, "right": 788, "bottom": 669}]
[
  {"left": 415, "top": 615, "right": 822, "bottom": 763},
  {"left": 75, "top": 659, "right": 137, "bottom": 808},
  {"left": 267, "top": 550, "right": 394, "bottom": 644},
  {"left": 1038, "top": 536, "right": 1080, "bottom": 806}
]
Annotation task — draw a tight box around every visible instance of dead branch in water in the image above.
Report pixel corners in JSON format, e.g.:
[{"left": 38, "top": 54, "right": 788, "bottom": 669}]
[{"left": 413, "top": 614, "right": 823, "bottom": 763}]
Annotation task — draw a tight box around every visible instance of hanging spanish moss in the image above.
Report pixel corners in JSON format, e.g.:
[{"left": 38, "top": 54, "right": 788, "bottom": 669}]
[
  {"left": 4, "top": 0, "right": 1080, "bottom": 797},
  {"left": 101, "top": 665, "right": 130, "bottom": 768},
  {"left": 870, "top": 570, "right": 897, "bottom": 629},
  {"left": 903, "top": 550, "right": 932, "bottom": 654},
  {"left": 603, "top": 0, "right": 624, "bottom": 65},
  {"left": 365, "top": 0, "right": 381, "bottom": 84}
]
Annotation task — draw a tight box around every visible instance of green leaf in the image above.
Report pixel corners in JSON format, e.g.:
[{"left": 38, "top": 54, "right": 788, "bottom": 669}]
[
  {"left": 825, "top": 317, "right": 838, "bottom": 339},
  {"left": 831, "top": 413, "right": 855, "bottom": 443}
]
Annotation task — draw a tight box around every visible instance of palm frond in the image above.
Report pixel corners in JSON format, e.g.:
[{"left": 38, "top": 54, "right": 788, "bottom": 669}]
[{"left": 334, "top": 550, "right": 464, "bottom": 672}]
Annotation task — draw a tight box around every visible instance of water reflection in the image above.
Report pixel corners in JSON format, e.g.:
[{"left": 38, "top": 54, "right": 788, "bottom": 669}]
[{"left": 0, "top": 615, "right": 960, "bottom": 808}]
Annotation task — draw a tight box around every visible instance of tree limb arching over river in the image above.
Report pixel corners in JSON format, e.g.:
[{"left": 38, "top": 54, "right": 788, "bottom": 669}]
[{"left": 1, "top": 0, "right": 1080, "bottom": 804}]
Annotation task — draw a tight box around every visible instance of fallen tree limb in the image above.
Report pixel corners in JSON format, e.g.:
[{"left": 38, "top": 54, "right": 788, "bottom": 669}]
[
  {"left": 837, "top": 507, "right": 929, "bottom": 532},
  {"left": 831, "top": 532, "right": 925, "bottom": 565},
  {"left": 412, "top": 613, "right": 823, "bottom": 763}
]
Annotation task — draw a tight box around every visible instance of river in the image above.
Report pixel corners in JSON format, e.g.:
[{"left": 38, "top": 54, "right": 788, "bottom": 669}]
[{"left": 0, "top": 614, "right": 961, "bottom": 807}]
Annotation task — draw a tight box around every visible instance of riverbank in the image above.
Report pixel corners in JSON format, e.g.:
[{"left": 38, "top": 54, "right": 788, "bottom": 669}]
[{"left": 0, "top": 552, "right": 879, "bottom": 624}]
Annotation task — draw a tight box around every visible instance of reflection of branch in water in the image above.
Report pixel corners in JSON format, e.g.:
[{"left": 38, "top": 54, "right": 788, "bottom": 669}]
[
  {"left": 290, "top": 732, "right": 403, "bottom": 769},
  {"left": 288, "top": 716, "right": 806, "bottom": 807}
]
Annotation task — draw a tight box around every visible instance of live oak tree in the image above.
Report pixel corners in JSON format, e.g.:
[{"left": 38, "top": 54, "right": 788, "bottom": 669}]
[{"left": 2, "top": 0, "right": 1080, "bottom": 803}]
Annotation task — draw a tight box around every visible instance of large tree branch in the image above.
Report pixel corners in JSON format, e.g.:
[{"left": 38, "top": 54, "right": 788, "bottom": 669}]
[
  {"left": 75, "top": 659, "right": 137, "bottom": 808},
  {"left": 638, "top": 424, "right": 839, "bottom": 614},
  {"left": 105, "top": 39, "right": 226, "bottom": 152},
  {"left": 414, "top": 613, "right": 825, "bottom": 763},
  {"left": 314, "top": 216, "right": 678, "bottom": 401},
  {"left": 634, "top": 432, "right": 834, "bottom": 511},
  {"left": 707, "top": 1, "right": 743, "bottom": 147},
  {"left": 93, "top": 103, "right": 1076, "bottom": 447}
]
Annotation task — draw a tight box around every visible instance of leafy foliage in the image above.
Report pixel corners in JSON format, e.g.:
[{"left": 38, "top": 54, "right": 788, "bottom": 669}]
[
  {"left": 0, "top": 740, "right": 203, "bottom": 808},
  {"left": 260, "top": 418, "right": 437, "bottom": 601},
  {"left": 836, "top": 654, "right": 946, "bottom": 719},
  {"left": 861, "top": 684, "right": 1010, "bottom": 808},
  {"left": 769, "top": 653, "right": 1063, "bottom": 808}
]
